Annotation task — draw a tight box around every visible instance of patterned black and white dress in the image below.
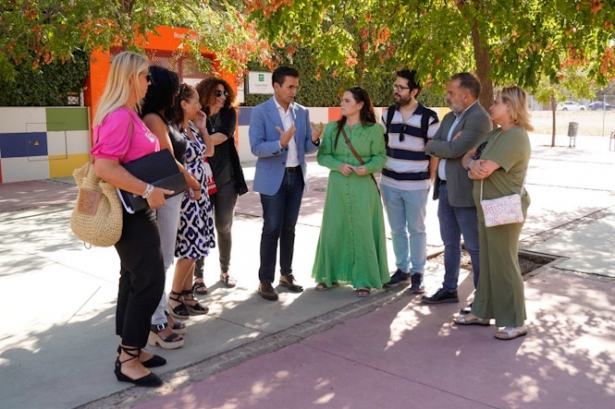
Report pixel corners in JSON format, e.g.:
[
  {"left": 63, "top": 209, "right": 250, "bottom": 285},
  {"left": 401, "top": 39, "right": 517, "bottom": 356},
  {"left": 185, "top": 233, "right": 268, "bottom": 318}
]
[{"left": 175, "top": 123, "right": 216, "bottom": 259}]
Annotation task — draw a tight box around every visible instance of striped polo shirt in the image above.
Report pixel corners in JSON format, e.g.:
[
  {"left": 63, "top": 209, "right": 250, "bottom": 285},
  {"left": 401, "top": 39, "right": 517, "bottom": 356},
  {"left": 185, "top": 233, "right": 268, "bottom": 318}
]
[{"left": 380, "top": 103, "right": 440, "bottom": 191}]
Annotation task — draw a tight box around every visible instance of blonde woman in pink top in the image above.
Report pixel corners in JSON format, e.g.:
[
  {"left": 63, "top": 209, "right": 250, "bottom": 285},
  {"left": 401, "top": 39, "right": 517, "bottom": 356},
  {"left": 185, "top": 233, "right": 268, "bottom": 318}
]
[{"left": 91, "top": 51, "right": 173, "bottom": 388}]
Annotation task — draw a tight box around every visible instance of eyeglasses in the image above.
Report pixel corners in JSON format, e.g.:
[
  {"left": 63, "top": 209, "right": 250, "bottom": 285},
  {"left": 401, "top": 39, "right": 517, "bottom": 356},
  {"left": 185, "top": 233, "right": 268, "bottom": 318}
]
[
  {"left": 393, "top": 84, "right": 410, "bottom": 91},
  {"left": 472, "top": 141, "right": 488, "bottom": 160},
  {"left": 215, "top": 90, "right": 229, "bottom": 98},
  {"left": 146, "top": 73, "right": 152, "bottom": 83}
]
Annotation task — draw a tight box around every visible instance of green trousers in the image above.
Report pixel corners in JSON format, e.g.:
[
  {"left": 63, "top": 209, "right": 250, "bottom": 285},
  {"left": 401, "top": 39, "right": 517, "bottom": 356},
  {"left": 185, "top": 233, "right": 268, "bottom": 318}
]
[{"left": 471, "top": 219, "right": 527, "bottom": 328}]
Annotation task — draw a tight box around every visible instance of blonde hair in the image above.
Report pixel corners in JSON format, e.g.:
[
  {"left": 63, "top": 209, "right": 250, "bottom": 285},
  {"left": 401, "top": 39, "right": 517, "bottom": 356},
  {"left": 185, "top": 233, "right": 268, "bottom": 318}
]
[
  {"left": 94, "top": 51, "right": 150, "bottom": 126},
  {"left": 498, "top": 86, "right": 534, "bottom": 132}
]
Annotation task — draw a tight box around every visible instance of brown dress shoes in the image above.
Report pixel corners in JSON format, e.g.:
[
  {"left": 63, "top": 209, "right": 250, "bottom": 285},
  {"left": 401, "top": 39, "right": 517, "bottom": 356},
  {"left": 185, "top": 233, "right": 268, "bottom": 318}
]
[
  {"left": 279, "top": 274, "right": 304, "bottom": 292},
  {"left": 258, "top": 282, "right": 279, "bottom": 301}
]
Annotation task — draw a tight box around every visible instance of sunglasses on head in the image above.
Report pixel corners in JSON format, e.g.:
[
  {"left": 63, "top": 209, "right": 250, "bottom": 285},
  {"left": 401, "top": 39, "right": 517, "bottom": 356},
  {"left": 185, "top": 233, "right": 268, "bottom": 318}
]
[{"left": 215, "top": 90, "right": 229, "bottom": 98}]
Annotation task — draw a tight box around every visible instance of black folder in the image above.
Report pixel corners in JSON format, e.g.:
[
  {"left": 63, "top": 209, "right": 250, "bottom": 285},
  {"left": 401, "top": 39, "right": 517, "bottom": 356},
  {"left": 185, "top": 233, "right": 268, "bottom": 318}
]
[{"left": 119, "top": 149, "right": 187, "bottom": 212}]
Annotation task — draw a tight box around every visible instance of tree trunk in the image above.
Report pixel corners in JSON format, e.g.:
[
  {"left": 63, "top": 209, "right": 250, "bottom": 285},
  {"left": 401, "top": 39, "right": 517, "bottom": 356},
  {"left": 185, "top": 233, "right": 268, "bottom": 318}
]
[
  {"left": 455, "top": 0, "right": 493, "bottom": 111},
  {"left": 551, "top": 95, "right": 556, "bottom": 147},
  {"left": 470, "top": 19, "right": 493, "bottom": 111},
  {"left": 357, "top": 40, "right": 366, "bottom": 88}
]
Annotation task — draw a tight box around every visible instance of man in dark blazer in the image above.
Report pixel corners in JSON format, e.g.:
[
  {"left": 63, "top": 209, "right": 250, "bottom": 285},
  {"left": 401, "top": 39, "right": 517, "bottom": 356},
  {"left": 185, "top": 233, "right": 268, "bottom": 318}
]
[
  {"left": 249, "top": 66, "right": 322, "bottom": 301},
  {"left": 422, "top": 73, "right": 492, "bottom": 309}
]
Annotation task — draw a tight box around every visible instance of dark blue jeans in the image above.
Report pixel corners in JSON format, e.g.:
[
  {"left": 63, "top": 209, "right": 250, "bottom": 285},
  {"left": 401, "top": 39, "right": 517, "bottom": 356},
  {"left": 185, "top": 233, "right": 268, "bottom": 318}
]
[
  {"left": 258, "top": 169, "right": 305, "bottom": 283},
  {"left": 437, "top": 184, "right": 480, "bottom": 291}
]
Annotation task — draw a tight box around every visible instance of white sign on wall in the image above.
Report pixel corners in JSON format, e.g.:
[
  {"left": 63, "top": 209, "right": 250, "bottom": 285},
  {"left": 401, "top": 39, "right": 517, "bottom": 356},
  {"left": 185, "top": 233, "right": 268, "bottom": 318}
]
[
  {"left": 248, "top": 71, "right": 274, "bottom": 94},
  {"left": 237, "top": 81, "right": 245, "bottom": 104}
]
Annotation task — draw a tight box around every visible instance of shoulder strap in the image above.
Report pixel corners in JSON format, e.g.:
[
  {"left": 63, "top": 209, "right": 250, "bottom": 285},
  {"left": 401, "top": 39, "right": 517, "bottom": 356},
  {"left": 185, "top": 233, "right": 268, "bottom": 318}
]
[
  {"left": 383, "top": 104, "right": 397, "bottom": 145},
  {"left": 340, "top": 127, "right": 381, "bottom": 196},
  {"left": 340, "top": 127, "right": 365, "bottom": 166},
  {"left": 420, "top": 110, "right": 432, "bottom": 140}
]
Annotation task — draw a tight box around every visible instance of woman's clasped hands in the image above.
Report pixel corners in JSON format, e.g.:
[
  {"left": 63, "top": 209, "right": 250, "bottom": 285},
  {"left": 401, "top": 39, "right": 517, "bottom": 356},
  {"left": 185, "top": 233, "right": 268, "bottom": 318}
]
[
  {"left": 339, "top": 163, "right": 368, "bottom": 176},
  {"left": 467, "top": 159, "right": 489, "bottom": 179}
]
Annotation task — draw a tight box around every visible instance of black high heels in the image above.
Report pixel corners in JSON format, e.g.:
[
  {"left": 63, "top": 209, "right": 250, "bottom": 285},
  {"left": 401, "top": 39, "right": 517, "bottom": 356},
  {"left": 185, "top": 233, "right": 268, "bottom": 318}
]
[
  {"left": 167, "top": 290, "right": 190, "bottom": 319},
  {"left": 182, "top": 290, "right": 209, "bottom": 315},
  {"left": 114, "top": 345, "right": 162, "bottom": 387}
]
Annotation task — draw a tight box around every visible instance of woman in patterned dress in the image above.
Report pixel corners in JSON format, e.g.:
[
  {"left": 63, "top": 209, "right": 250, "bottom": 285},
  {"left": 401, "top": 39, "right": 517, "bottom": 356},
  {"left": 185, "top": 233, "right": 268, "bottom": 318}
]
[{"left": 167, "top": 84, "right": 216, "bottom": 319}]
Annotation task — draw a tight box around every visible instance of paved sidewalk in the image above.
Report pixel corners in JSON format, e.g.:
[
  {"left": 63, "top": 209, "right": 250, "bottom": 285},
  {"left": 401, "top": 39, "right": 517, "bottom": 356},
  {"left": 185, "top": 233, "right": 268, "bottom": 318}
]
[{"left": 0, "top": 133, "right": 614, "bottom": 408}]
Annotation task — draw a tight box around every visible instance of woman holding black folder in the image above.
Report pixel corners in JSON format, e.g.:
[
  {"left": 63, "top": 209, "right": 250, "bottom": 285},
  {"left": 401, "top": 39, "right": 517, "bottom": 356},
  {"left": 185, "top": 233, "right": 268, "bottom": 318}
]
[
  {"left": 91, "top": 51, "right": 171, "bottom": 387},
  {"left": 167, "top": 84, "right": 216, "bottom": 319}
]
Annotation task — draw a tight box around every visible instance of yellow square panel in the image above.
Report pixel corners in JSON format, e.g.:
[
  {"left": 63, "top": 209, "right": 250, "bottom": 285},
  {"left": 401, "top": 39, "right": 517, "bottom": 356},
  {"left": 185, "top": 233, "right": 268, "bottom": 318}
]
[{"left": 49, "top": 153, "right": 90, "bottom": 179}]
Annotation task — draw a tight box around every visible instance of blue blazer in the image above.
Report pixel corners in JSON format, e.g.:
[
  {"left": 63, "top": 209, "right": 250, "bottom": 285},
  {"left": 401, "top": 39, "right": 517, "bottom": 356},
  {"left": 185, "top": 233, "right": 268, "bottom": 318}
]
[{"left": 249, "top": 97, "right": 319, "bottom": 195}]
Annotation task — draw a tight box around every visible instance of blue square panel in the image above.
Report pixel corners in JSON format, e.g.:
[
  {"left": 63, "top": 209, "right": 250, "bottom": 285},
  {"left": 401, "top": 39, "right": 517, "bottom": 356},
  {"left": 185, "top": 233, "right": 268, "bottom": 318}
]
[
  {"left": 238, "top": 107, "right": 252, "bottom": 126},
  {"left": 0, "top": 132, "right": 48, "bottom": 158}
]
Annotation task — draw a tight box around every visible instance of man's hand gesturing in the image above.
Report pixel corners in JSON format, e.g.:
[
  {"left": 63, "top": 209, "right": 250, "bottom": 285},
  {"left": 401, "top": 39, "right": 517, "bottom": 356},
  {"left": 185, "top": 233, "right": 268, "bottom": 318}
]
[{"left": 276, "top": 123, "right": 296, "bottom": 148}]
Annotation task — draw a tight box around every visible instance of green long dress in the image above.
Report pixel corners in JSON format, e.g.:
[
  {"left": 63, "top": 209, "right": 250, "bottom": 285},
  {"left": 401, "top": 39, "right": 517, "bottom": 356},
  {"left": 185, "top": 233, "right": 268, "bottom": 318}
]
[{"left": 311, "top": 121, "right": 390, "bottom": 289}]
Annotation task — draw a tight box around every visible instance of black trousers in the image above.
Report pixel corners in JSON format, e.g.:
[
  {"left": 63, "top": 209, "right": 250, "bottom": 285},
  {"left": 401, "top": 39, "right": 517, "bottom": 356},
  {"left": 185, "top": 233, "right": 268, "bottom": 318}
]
[
  {"left": 114, "top": 208, "right": 165, "bottom": 347},
  {"left": 194, "top": 180, "right": 238, "bottom": 278}
]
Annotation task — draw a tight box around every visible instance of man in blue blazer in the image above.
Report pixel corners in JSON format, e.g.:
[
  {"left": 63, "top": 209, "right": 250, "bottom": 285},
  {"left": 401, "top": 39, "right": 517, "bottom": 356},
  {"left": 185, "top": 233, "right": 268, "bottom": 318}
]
[{"left": 249, "top": 66, "right": 323, "bottom": 301}]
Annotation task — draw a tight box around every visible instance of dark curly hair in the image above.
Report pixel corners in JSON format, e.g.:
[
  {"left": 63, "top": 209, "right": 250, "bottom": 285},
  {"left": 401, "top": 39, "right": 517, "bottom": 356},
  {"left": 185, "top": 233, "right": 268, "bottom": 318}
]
[
  {"left": 171, "top": 83, "right": 198, "bottom": 127},
  {"left": 195, "top": 77, "right": 237, "bottom": 115}
]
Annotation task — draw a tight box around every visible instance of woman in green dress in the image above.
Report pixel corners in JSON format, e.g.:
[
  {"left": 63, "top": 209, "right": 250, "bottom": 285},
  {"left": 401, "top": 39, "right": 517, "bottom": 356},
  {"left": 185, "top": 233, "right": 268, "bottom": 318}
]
[
  {"left": 455, "top": 86, "right": 532, "bottom": 340},
  {"left": 312, "top": 87, "right": 389, "bottom": 297}
]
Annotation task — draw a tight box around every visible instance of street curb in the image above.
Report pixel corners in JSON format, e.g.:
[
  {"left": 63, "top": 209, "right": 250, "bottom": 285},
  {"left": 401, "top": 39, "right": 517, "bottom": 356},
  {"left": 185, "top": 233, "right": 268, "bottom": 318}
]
[{"left": 78, "top": 284, "right": 417, "bottom": 409}]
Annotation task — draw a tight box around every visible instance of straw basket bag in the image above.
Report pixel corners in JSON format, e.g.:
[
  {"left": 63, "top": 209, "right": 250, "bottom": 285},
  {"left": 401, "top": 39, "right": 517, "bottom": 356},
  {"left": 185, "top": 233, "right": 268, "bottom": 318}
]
[{"left": 70, "top": 161, "right": 123, "bottom": 247}]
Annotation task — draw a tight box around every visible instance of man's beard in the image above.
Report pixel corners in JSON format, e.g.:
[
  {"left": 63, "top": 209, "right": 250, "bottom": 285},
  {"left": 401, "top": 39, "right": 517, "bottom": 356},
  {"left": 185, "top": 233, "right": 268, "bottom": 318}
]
[{"left": 396, "top": 94, "right": 413, "bottom": 107}]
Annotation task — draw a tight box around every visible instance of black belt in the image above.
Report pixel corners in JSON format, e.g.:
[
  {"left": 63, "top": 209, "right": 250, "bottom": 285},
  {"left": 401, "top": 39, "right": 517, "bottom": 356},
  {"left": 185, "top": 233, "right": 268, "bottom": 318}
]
[
  {"left": 440, "top": 179, "right": 447, "bottom": 185},
  {"left": 285, "top": 166, "right": 301, "bottom": 173}
]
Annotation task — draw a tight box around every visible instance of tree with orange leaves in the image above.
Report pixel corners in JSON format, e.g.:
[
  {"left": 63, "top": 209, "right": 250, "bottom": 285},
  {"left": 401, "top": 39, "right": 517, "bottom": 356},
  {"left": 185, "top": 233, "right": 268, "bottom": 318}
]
[
  {"left": 246, "top": 0, "right": 615, "bottom": 110},
  {"left": 0, "top": 0, "right": 270, "bottom": 81}
]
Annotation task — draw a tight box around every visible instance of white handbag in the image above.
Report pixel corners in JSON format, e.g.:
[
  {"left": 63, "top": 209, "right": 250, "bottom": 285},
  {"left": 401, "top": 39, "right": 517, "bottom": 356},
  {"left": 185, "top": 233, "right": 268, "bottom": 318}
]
[{"left": 480, "top": 178, "right": 525, "bottom": 227}]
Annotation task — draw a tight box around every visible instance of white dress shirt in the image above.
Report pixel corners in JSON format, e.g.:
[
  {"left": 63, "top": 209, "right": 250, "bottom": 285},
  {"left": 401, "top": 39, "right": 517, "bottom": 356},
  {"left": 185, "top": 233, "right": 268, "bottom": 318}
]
[
  {"left": 437, "top": 101, "right": 478, "bottom": 181},
  {"left": 274, "top": 98, "right": 299, "bottom": 168}
]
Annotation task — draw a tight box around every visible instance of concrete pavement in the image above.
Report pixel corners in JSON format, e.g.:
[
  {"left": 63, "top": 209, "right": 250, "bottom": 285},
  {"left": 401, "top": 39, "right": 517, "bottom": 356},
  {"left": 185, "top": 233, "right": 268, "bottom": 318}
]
[{"left": 0, "top": 133, "right": 614, "bottom": 408}]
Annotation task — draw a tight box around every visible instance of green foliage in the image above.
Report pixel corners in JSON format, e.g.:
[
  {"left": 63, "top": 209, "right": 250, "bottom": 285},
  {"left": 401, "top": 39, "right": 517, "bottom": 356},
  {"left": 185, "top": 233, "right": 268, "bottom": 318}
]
[
  {"left": 594, "top": 79, "right": 615, "bottom": 100},
  {"left": 534, "top": 68, "right": 594, "bottom": 106},
  {"left": 0, "top": 1, "right": 268, "bottom": 83},
  {"left": 0, "top": 50, "right": 89, "bottom": 106},
  {"left": 247, "top": 0, "right": 615, "bottom": 109},
  {"left": 244, "top": 47, "right": 446, "bottom": 107}
]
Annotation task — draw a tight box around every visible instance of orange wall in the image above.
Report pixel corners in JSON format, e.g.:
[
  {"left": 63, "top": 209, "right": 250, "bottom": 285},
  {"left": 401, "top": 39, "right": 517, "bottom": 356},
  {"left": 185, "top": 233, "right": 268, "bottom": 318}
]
[{"left": 84, "top": 26, "right": 236, "bottom": 136}]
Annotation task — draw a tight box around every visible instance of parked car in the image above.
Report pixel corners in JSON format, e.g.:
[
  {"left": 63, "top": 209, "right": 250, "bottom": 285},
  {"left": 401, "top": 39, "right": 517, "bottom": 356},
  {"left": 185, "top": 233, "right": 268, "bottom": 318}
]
[
  {"left": 556, "top": 101, "right": 586, "bottom": 111},
  {"left": 588, "top": 101, "right": 615, "bottom": 111}
]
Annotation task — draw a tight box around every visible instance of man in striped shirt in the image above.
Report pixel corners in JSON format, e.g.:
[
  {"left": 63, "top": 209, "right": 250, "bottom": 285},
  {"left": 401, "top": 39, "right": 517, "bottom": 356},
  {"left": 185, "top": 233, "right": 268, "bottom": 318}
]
[{"left": 381, "top": 70, "right": 440, "bottom": 293}]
